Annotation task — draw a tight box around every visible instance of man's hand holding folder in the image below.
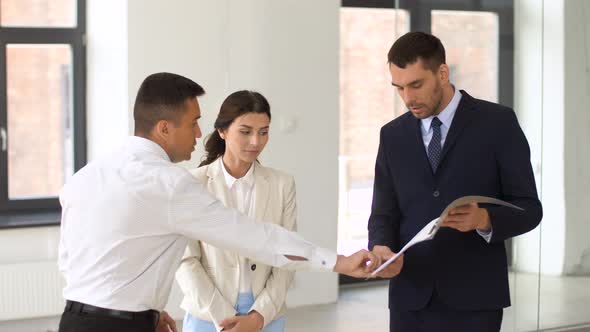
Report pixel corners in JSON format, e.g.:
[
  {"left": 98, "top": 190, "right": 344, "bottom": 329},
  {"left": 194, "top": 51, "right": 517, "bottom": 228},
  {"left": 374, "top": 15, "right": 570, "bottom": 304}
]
[
  {"left": 371, "top": 246, "right": 405, "bottom": 279},
  {"left": 369, "top": 196, "right": 524, "bottom": 279}
]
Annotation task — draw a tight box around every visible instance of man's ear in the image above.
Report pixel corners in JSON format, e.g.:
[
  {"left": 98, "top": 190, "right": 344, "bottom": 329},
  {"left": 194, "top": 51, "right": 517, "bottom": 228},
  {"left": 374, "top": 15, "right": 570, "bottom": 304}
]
[
  {"left": 153, "top": 120, "right": 170, "bottom": 141},
  {"left": 438, "top": 63, "right": 450, "bottom": 83}
]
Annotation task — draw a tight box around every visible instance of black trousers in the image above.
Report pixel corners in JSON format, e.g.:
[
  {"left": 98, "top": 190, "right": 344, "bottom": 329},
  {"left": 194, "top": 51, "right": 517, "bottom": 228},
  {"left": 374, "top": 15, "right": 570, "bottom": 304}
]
[
  {"left": 390, "top": 291, "right": 503, "bottom": 332},
  {"left": 58, "top": 305, "right": 159, "bottom": 332}
]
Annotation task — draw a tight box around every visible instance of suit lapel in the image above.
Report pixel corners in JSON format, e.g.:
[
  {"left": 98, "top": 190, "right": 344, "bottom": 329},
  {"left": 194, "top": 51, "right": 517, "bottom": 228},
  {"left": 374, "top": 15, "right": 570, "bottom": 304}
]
[
  {"left": 406, "top": 114, "right": 435, "bottom": 179},
  {"left": 207, "top": 158, "right": 233, "bottom": 208},
  {"left": 438, "top": 90, "right": 475, "bottom": 167},
  {"left": 252, "top": 163, "right": 269, "bottom": 222}
]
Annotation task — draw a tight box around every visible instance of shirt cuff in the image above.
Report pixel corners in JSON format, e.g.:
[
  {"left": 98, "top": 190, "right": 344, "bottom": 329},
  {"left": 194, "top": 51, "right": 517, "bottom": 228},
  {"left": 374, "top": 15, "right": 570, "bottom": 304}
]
[
  {"left": 309, "top": 247, "right": 338, "bottom": 271},
  {"left": 476, "top": 228, "right": 493, "bottom": 243}
]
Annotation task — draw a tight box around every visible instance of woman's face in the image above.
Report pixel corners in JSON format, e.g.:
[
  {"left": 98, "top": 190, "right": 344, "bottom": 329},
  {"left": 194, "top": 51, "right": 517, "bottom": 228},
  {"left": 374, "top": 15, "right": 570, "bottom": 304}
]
[{"left": 219, "top": 112, "right": 270, "bottom": 165}]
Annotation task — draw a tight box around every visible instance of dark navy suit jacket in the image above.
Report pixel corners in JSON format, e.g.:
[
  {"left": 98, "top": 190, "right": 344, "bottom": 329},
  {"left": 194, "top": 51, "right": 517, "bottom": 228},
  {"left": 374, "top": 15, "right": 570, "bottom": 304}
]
[{"left": 368, "top": 90, "right": 543, "bottom": 311}]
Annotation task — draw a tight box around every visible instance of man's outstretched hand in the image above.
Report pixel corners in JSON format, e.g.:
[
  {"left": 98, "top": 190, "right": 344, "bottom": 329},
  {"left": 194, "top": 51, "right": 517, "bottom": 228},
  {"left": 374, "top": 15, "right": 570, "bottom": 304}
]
[{"left": 333, "top": 249, "right": 381, "bottom": 278}]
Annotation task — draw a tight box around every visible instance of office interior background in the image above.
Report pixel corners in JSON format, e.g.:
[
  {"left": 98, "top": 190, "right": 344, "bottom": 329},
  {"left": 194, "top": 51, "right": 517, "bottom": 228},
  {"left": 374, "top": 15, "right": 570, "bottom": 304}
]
[{"left": 0, "top": 0, "right": 588, "bottom": 331}]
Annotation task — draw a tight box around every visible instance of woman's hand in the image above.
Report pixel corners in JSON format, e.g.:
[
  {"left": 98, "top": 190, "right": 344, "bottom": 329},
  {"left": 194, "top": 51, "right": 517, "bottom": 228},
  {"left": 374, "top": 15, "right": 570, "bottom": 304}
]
[{"left": 220, "top": 310, "right": 264, "bottom": 332}]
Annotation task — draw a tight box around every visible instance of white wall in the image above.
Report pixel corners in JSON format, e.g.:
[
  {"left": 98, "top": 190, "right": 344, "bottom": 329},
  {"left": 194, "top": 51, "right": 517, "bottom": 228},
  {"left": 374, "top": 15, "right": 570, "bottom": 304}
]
[
  {"left": 0, "top": 0, "right": 340, "bottom": 322},
  {"left": 513, "top": 0, "right": 544, "bottom": 274},
  {"left": 563, "top": 0, "right": 590, "bottom": 275},
  {"left": 126, "top": 0, "right": 340, "bottom": 315},
  {"left": 514, "top": 0, "right": 567, "bottom": 276},
  {"left": 86, "top": 0, "right": 130, "bottom": 160},
  {"left": 539, "top": 0, "right": 568, "bottom": 276},
  {"left": 227, "top": 0, "right": 341, "bottom": 307}
]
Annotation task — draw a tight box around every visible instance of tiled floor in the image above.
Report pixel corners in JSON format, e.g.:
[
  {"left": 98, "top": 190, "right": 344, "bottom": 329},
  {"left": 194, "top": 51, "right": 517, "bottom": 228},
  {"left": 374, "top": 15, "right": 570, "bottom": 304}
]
[
  {"left": 285, "top": 274, "right": 590, "bottom": 332},
  {"left": 1, "top": 274, "right": 589, "bottom": 332},
  {"left": 285, "top": 281, "right": 390, "bottom": 332}
]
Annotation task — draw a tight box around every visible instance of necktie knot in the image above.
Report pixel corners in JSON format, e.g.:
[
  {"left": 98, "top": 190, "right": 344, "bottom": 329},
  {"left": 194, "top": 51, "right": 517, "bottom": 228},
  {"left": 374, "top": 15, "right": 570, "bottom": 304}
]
[{"left": 431, "top": 117, "right": 442, "bottom": 129}]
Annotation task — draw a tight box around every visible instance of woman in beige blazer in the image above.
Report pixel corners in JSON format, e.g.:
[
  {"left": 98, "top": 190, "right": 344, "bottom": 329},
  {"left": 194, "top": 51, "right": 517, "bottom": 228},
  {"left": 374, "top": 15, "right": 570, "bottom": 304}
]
[{"left": 176, "top": 91, "right": 295, "bottom": 332}]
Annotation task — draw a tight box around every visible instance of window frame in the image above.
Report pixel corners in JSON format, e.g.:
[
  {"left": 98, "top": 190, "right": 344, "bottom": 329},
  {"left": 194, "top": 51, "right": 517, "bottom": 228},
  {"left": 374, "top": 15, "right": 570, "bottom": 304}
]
[
  {"left": 339, "top": 0, "right": 514, "bottom": 284},
  {"left": 342, "top": 0, "right": 514, "bottom": 106},
  {"left": 0, "top": 0, "right": 87, "bottom": 226}
]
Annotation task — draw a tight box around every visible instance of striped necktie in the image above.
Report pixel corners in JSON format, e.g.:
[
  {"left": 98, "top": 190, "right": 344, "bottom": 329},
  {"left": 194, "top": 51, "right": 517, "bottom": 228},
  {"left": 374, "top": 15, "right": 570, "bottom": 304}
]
[{"left": 428, "top": 117, "right": 443, "bottom": 172}]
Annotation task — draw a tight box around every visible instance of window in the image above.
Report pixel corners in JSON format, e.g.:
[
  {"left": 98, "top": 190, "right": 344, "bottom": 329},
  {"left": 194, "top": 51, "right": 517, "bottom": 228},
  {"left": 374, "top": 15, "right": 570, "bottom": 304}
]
[
  {"left": 0, "top": 0, "right": 86, "bottom": 225},
  {"left": 432, "top": 10, "right": 500, "bottom": 103},
  {"left": 338, "top": 6, "right": 409, "bottom": 258}
]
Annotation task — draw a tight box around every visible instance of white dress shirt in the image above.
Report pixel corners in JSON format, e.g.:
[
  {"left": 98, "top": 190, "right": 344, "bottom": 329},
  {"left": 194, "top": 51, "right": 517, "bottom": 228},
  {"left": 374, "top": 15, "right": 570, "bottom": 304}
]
[
  {"left": 420, "top": 87, "right": 492, "bottom": 242},
  {"left": 420, "top": 86, "right": 461, "bottom": 150},
  {"left": 58, "top": 136, "right": 336, "bottom": 311},
  {"left": 220, "top": 160, "right": 255, "bottom": 293}
]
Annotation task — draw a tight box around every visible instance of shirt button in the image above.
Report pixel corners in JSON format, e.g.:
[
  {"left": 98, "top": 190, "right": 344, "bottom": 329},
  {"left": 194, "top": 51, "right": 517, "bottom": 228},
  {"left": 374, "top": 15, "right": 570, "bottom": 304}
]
[
  {"left": 433, "top": 190, "right": 440, "bottom": 197},
  {"left": 251, "top": 264, "right": 257, "bottom": 271}
]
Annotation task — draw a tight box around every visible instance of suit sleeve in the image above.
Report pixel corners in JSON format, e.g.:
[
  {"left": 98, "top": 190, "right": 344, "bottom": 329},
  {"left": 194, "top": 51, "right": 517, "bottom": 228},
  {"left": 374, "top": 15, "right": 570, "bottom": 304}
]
[
  {"left": 249, "top": 176, "right": 297, "bottom": 327},
  {"left": 486, "top": 109, "right": 543, "bottom": 243},
  {"left": 368, "top": 127, "right": 401, "bottom": 251},
  {"left": 175, "top": 241, "right": 237, "bottom": 330}
]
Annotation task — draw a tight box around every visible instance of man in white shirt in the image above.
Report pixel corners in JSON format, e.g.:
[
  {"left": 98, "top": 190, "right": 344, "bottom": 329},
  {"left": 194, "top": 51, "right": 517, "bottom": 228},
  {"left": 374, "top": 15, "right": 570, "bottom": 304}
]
[{"left": 57, "top": 72, "right": 386, "bottom": 332}]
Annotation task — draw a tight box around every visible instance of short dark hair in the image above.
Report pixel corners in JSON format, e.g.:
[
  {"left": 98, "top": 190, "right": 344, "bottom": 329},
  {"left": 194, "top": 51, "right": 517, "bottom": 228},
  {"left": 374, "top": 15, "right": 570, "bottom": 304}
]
[
  {"left": 387, "top": 32, "right": 446, "bottom": 72},
  {"left": 133, "top": 72, "right": 205, "bottom": 135}
]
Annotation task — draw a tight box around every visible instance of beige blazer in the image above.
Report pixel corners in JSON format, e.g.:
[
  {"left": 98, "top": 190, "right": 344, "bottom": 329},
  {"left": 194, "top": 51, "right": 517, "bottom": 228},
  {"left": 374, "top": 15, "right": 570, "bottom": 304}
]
[{"left": 175, "top": 157, "right": 296, "bottom": 331}]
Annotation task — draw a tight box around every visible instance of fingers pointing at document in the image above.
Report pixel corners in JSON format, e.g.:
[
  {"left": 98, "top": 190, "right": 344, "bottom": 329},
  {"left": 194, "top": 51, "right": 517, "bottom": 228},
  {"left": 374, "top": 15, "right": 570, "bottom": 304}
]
[{"left": 333, "top": 249, "right": 383, "bottom": 278}]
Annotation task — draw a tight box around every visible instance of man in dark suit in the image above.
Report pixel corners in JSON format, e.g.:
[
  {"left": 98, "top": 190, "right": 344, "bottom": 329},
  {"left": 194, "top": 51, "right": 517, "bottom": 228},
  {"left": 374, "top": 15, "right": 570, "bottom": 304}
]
[{"left": 368, "top": 32, "right": 543, "bottom": 332}]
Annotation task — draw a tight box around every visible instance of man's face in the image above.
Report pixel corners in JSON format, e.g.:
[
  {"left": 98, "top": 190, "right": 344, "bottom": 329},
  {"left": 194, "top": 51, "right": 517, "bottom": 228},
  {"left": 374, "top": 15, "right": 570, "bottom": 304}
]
[
  {"left": 166, "top": 98, "right": 202, "bottom": 163},
  {"left": 389, "top": 59, "right": 446, "bottom": 119}
]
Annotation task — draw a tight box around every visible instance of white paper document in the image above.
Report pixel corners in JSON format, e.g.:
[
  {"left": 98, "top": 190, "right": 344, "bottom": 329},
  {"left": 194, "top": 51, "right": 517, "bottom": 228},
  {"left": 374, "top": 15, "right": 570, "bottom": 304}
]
[{"left": 370, "top": 195, "right": 524, "bottom": 277}]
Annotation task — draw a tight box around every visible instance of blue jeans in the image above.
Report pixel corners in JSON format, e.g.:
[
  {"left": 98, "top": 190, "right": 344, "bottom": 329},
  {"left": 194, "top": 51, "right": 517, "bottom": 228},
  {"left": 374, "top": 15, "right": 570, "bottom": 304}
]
[{"left": 183, "top": 292, "right": 286, "bottom": 332}]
